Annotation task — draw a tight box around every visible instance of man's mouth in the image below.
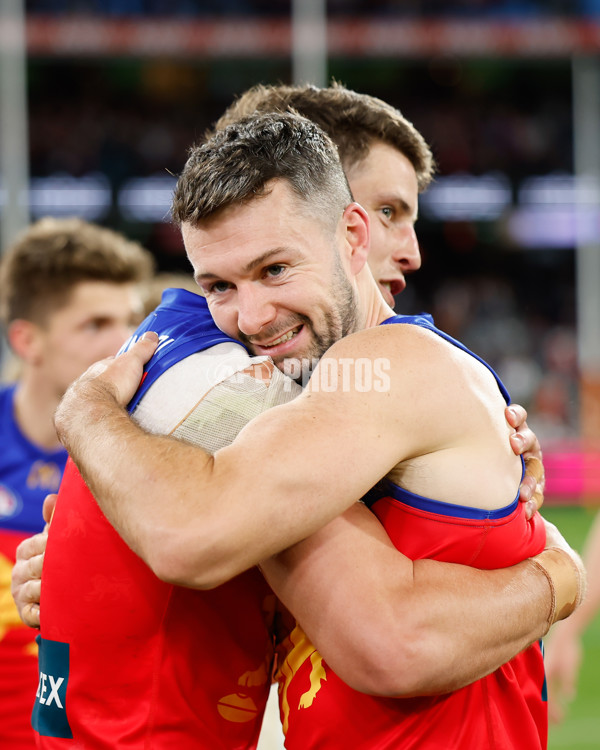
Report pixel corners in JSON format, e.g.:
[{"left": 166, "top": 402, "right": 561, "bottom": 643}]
[
  {"left": 254, "top": 325, "right": 302, "bottom": 348},
  {"left": 379, "top": 279, "right": 405, "bottom": 302}
]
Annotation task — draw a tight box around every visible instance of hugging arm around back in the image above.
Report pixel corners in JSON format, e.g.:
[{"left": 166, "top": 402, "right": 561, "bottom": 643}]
[
  {"left": 54, "top": 325, "right": 584, "bottom": 695},
  {"left": 56, "top": 325, "right": 431, "bottom": 587},
  {"left": 260, "top": 504, "right": 580, "bottom": 697}
]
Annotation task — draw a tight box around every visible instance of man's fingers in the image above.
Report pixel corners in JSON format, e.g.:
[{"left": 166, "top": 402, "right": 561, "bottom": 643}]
[
  {"left": 506, "top": 404, "right": 544, "bottom": 463},
  {"left": 56, "top": 331, "right": 160, "bottom": 446},
  {"left": 133, "top": 331, "right": 159, "bottom": 360},
  {"left": 509, "top": 427, "right": 540, "bottom": 457},
  {"left": 505, "top": 404, "right": 528, "bottom": 430},
  {"left": 508, "top": 422, "right": 543, "bottom": 461},
  {"left": 507, "top": 404, "right": 546, "bottom": 516},
  {"left": 15, "top": 530, "right": 47, "bottom": 565},
  {"left": 12, "top": 550, "right": 44, "bottom": 591},
  {"left": 103, "top": 333, "right": 159, "bottom": 405},
  {"left": 78, "top": 335, "right": 157, "bottom": 386},
  {"left": 519, "top": 455, "right": 545, "bottom": 516},
  {"left": 43, "top": 493, "right": 58, "bottom": 525},
  {"left": 547, "top": 681, "right": 567, "bottom": 725},
  {"left": 98, "top": 332, "right": 158, "bottom": 402},
  {"left": 524, "top": 455, "right": 544, "bottom": 485},
  {"left": 12, "top": 534, "right": 45, "bottom": 628},
  {"left": 20, "top": 600, "right": 41, "bottom": 630}
]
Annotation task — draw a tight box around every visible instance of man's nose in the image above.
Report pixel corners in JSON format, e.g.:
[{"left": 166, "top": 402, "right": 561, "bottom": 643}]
[
  {"left": 392, "top": 224, "right": 421, "bottom": 273},
  {"left": 236, "top": 284, "right": 277, "bottom": 337}
]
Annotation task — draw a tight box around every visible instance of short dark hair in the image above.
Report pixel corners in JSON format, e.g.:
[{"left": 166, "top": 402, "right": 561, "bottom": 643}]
[
  {"left": 212, "top": 82, "right": 435, "bottom": 192},
  {"left": 172, "top": 111, "right": 353, "bottom": 234}
]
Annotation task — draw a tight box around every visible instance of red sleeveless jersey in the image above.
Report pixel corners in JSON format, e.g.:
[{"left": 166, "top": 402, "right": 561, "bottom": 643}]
[
  {"left": 277, "top": 490, "right": 547, "bottom": 750},
  {"left": 0, "top": 529, "right": 42, "bottom": 749},
  {"left": 34, "top": 459, "right": 276, "bottom": 749}
]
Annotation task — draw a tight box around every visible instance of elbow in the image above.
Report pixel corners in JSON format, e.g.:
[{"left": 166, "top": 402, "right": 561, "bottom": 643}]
[
  {"left": 347, "top": 656, "right": 430, "bottom": 699},
  {"left": 146, "top": 549, "right": 232, "bottom": 590},
  {"left": 330, "top": 626, "right": 446, "bottom": 698},
  {"left": 139, "top": 526, "right": 250, "bottom": 590}
]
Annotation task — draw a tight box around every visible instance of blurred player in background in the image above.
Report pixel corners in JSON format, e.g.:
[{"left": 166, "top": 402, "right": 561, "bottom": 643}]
[
  {"left": 545, "top": 510, "right": 600, "bottom": 723},
  {"left": 0, "top": 216, "right": 153, "bottom": 748}
]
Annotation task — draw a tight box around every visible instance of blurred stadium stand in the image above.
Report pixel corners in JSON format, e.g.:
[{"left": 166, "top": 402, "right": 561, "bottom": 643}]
[
  {"left": 21, "top": 2, "right": 600, "bottom": 18},
  {"left": 3, "top": 1, "right": 600, "bottom": 503}
]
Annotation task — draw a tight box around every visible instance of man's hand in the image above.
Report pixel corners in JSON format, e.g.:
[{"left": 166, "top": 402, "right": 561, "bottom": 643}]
[
  {"left": 54, "top": 332, "right": 158, "bottom": 451},
  {"left": 505, "top": 404, "right": 545, "bottom": 518},
  {"left": 11, "top": 530, "right": 47, "bottom": 629}
]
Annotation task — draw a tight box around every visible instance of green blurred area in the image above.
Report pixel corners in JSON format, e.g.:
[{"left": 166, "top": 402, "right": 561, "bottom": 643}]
[{"left": 542, "top": 505, "right": 600, "bottom": 750}]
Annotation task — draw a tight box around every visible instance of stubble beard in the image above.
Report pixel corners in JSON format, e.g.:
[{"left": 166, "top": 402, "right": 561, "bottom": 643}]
[{"left": 278, "top": 263, "right": 359, "bottom": 383}]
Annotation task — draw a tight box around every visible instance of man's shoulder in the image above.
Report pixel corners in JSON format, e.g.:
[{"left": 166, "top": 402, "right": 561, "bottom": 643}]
[
  {"left": 326, "top": 318, "right": 443, "bottom": 362},
  {"left": 310, "top": 321, "right": 470, "bottom": 411}
]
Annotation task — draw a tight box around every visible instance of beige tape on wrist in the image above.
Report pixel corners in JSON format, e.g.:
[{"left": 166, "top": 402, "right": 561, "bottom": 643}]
[{"left": 529, "top": 547, "right": 586, "bottom": 634}]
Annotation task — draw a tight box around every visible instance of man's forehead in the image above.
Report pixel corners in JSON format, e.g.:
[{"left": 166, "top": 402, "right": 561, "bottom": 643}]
[
  {"left": 349, "top": 144, "right": 418, "bottom": 210},
  {"left": 46, "top": 281, "right": 138, "bottom": 326},
  {"left": 182, "top": 184, "right": 286, "bottom": 239},
  {"left": 183, "top": 204, "right": 336, "bottom": 278}
]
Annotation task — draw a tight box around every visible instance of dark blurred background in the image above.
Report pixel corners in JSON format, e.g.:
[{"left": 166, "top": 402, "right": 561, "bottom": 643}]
[{"left": 4, "top": 0, "right": 600, "bottom": 495}]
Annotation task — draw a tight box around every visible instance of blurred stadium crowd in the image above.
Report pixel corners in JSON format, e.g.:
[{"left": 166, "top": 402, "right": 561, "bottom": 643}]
[{"left": 23, "top": 1, "right": 600, "bottom": 19}]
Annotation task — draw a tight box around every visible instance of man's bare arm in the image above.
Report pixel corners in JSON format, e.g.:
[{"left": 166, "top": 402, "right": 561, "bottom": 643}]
[
  {"left": 11, "top": 499, "right": 585, "bottom": 697},
  {"left": 54, "top": 327, "right": 427, "bottom": 587},
  {"left": 53, "top": 327, "right": 573, "bottom": 590},
  {"left": 37, "top": 324, "right": 588, "bottom": 697},
  {"left": 260, "top": 503, "right": 585, "bottom": 696}
]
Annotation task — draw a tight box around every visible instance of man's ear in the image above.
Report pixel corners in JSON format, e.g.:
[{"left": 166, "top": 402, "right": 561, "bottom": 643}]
[
  {"left": 7, "top": 319, "right": 43, "bottom": 365},
  {"left": 342, "top": 202, "right": 370, "bottom": 275}
]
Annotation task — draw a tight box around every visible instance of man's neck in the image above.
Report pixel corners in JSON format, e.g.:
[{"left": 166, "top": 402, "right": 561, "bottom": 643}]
[
  {"left": 357, "top": 273, "right": 397, "bottom": 330},
  {"left": 13, "top": 374, "right": 63, "bottom": 451}
]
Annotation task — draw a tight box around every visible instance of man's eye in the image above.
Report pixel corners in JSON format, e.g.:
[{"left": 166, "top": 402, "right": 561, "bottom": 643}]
[
  {"left": 84, "top": 319, "right": 105, "bottom": 332},
  {"left": 209, "top": 281, "right": 231, "bottom": 294},
  {"left": 266, "top": 264, "right": 285, "bottom": 278},
  {"left": 381, "top": 207, "right": 393, "bottom": 220}
]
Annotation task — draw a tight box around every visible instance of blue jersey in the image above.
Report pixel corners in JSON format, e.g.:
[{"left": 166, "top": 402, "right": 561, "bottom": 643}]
[
  {"left": 120, "top": 287, "right": 240, "bottom": 412},
  {"left": 0, "top": 384, "right": 67, "bottom": 536}
]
